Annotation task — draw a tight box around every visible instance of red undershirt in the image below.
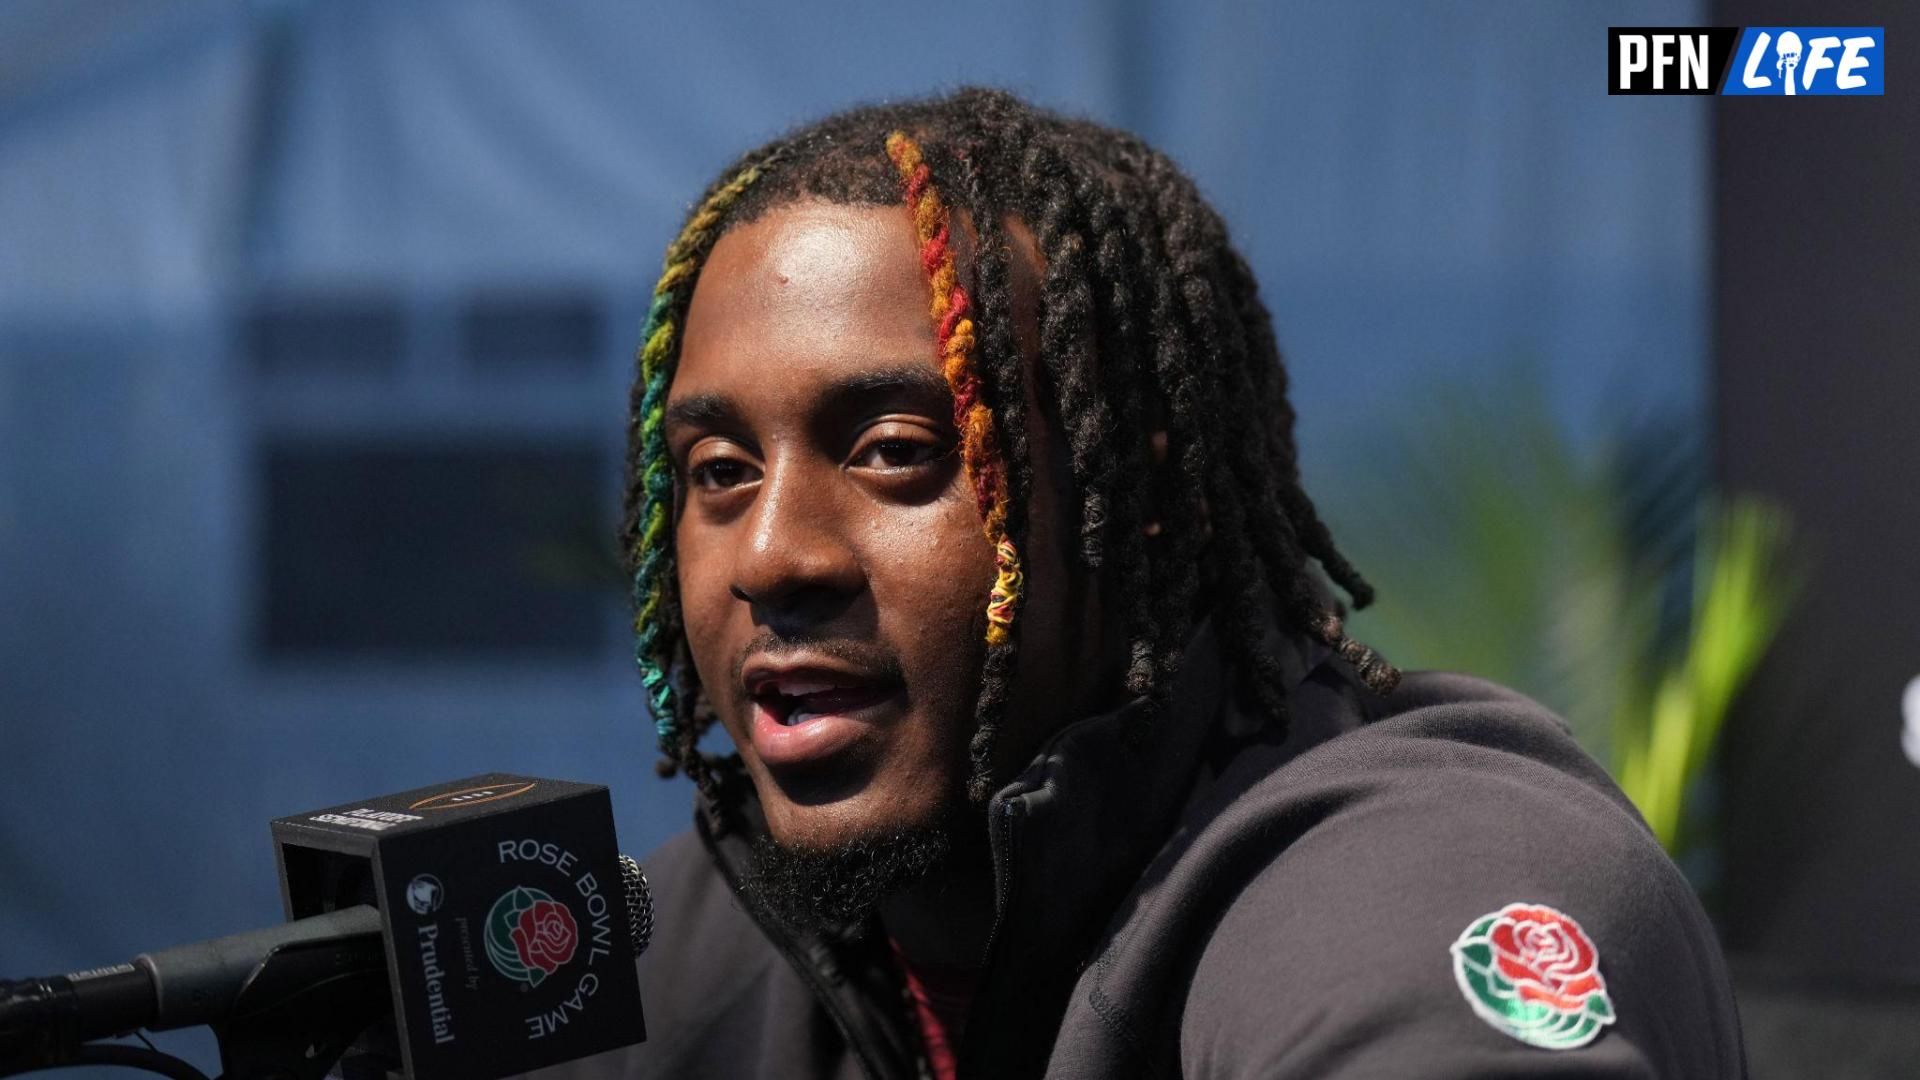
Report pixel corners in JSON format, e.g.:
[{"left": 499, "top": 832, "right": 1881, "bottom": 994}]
[{"left": 888, "top": 938, "right": 984, "bottom": 1080}]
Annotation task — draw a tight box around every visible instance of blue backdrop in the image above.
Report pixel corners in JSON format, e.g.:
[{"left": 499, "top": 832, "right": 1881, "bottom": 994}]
[{"left": 0, "top": 1, "right": 1705, "bottom": 1071}]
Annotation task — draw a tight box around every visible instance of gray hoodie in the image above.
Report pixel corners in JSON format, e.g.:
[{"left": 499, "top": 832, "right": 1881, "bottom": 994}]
[{"left": 535, "top": 619, "right": 1745, "bottom": 1078}]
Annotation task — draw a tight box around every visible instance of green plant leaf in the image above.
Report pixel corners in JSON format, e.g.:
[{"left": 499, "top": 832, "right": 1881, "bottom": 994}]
[{"left": 1314, "top": 364, "right": 1797, "bottom": 856}]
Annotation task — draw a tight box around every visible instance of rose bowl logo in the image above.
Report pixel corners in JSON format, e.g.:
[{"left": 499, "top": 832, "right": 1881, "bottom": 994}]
[
  {"left": 483, "top": 885, "right": 580, "bottom": 988},
  {"left": 1449, "top": 902, "right": 1615, "bottom": 1050}
]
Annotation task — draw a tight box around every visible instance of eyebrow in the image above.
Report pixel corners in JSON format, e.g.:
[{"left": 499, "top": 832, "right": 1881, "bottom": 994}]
[
  {"left": 662, "top": 365, "right": 954, "bottom": 437},
  {"left": 661, "top": 393, "right": 740, "bottom": 435},
  {"left": 823, "top": 366, "right": 953, "bottom": 415}
]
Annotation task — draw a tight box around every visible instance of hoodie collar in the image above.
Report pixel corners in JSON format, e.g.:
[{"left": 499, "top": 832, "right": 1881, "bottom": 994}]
[
  {"left": 692, "top": 612, "right": 1325, "bottom": 1077},
  {"left": 981, "top": 614, "right": 1235, "bottom": 949},
  {"left": 953, "top": 615, "right": 1287, "bottom": 1076}
]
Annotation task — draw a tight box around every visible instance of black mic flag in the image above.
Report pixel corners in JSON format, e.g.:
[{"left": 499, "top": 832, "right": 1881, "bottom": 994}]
[
  {"left": 272, "top": 773, "right": 647, "bottom": 1079},
  {"left": 0, "top": 774, "right": 648, "bottom": 1080}
]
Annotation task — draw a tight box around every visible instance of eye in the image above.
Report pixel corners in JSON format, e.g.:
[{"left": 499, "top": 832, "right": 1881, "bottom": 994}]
[
  {"left": 861, "top": 439, "right": 940, "bottom": 469},
  {"left": 683, "top": 442, "right": 761, "bottom": 492},
  {"left": 690, "top": 460, "right": 753, "bottom": 489},
  {"left": 851, "top": 425, "right": 949, "bottom": 472}
]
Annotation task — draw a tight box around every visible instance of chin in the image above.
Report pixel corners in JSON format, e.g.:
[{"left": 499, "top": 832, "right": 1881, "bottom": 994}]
[
  {"left": 758, "top": 774, "right": 960, "bottom": 852},
  {"left": 737, "top": 713, "right": 970, "bottom": 846},
  {"left": 740, "top": 797, "right": 961, "bottom": 933}
]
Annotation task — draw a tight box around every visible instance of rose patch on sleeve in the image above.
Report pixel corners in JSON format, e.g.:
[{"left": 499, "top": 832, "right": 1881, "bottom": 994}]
[{"left": 1449, "top": 902, "right": 1615, "bottom": 1049}]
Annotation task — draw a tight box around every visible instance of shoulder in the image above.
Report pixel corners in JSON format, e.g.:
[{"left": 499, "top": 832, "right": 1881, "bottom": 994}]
[{"left": 1175, "top": 670, "right": 1745, "bottom": 1077}]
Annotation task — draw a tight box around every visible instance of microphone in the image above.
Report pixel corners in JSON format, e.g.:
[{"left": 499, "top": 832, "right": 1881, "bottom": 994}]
[{"left": 0, "top": 774, "right": 652, "bottom": 1080}]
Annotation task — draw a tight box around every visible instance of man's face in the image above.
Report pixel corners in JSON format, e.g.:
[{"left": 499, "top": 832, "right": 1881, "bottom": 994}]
[{"left": 669, "top": 200, "right": 1099, "bottom": 852}]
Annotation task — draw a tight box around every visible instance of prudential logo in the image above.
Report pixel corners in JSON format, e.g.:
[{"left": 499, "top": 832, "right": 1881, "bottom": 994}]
[{"left": 1609, "top": 27, "right": 1883, "bottom": 95}]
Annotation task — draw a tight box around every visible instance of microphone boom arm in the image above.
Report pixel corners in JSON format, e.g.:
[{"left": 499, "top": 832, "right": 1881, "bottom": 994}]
[
  {"left": 208, "top": 906, "right": 392, "bottom": 1080},
  {"left": 1, "top": 906, "right": 393, "bottom": 1080}
]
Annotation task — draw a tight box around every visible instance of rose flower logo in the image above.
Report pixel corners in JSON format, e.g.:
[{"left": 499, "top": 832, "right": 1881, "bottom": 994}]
[
  {"left": 484, "top": 885, "right": 580, "bottom": 987},
  {"left": 1450, "top": 902, "right": 1615, "bottom": 1049}
]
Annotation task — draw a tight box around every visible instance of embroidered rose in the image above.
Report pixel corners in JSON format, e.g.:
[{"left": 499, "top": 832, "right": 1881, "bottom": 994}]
[
  {"left": 511, "top": 897, "right": 579, "bottom": 975},
  {"left": 1450, "top": 902, "right": 1615, "bottom": 1049}
]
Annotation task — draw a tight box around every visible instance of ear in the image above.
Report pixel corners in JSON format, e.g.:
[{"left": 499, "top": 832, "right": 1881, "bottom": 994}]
[
  {"left": 1142, "top": 430, "right": 1169, "bottom": 537},
  {"left": 1139, "top": 424, "right": 1212, "bottom": 541}
]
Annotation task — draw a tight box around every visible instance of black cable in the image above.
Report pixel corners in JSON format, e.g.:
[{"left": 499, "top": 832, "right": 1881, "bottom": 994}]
[{"left": 0, "top": 1041, "right": 212, "bottom": 1080}]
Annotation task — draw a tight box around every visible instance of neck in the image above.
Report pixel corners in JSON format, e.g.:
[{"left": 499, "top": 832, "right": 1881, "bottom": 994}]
[{"left": 878, "top": 809, "right": 996, "bottom": 970}]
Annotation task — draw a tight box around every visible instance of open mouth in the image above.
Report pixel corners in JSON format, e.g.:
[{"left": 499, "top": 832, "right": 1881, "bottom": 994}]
[
  {"left": 739, "top": 653, "right": 908, "bottom": 768},
  {"left": 750, "top": 679, "right": 897, "bottom": 726}
]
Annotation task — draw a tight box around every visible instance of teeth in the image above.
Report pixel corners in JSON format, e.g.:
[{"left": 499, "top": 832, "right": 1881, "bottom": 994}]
[
  {"left": 774, "top": 680, "right": 840, "bottom": 697},
  {"left": 784, "top": 710, "right": 815, "bottom": 727}
]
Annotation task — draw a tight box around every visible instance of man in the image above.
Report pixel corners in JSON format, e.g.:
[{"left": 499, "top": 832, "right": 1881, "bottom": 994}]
[{"left": 559, "top": 89, "right": 1744, "bottom": 1078}]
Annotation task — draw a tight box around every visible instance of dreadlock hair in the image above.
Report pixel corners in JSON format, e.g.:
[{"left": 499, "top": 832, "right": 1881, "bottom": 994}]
[{"left": 621, "top": 88, "right": 1399, "bottom": 803}]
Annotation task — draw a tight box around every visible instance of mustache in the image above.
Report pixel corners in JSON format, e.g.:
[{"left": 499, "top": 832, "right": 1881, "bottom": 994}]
[{"left": 729, "top": 630, "right": 907, "bottom": 688}]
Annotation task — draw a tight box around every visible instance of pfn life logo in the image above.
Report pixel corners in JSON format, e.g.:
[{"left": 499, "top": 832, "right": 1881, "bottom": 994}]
[
  {"left": 1610, "top": 27, "right": 1883, "bottom": 95},
  {"left": 1724, "top": 29, "right": 1882, "bottom": 95}
]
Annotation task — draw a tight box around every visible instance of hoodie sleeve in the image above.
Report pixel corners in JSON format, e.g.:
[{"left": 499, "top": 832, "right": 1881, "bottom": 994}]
[{"left": 1176, "top": 673, "right": 1745, "bottom": 1079}]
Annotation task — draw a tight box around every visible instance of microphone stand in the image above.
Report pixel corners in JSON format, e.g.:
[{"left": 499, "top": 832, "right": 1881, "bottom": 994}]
[{"left": 2, "top": 925, "right": 396, "bottom": 1080}]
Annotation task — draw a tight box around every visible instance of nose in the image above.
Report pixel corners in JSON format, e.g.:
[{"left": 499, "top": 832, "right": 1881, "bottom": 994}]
[{"left": 727, "top": 460, "right": 865, "bottom": 631}]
